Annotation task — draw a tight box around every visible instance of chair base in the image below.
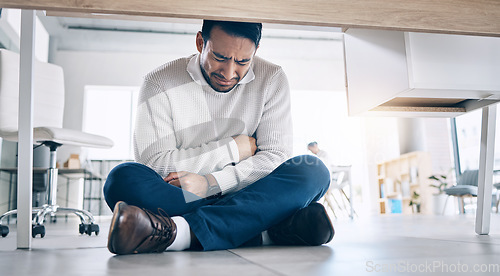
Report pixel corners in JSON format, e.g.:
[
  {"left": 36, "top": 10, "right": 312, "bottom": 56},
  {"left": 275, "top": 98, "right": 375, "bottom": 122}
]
[
  {"left": 0, "top": 204, "right": 99, "bottom": 238},
  {"left": 322, "top": 187, "right": 358, "bottom": 219}
]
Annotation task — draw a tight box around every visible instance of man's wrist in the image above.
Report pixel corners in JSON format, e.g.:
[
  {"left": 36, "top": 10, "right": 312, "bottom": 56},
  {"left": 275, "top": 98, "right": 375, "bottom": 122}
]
[
  {"left": 202, "top": 175, "right": 210, "bottom": 189},
  {"left": 204, "top": 174, "right": 222, "bottom": 199}
]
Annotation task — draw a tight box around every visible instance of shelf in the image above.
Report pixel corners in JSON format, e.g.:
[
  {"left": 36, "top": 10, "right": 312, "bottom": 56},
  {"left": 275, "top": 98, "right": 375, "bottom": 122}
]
[{"left": 375, "top": 151, "right": 432, "bottom": 215}]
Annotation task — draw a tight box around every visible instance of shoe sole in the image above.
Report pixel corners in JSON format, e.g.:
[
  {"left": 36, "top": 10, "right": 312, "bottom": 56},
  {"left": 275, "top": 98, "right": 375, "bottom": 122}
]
[{"left": 107, "top": 201, "right": 127, "bottom": 254}]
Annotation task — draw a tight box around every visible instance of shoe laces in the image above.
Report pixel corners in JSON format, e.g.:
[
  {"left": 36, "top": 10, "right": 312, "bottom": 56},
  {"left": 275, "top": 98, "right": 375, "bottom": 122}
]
[{"left": 143, "top": 208, "right": 174, "bottom": 245}]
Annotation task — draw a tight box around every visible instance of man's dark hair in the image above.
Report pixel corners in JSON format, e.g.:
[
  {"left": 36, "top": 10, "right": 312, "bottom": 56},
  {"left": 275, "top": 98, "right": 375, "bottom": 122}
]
[
  {"left": 201, "top": 20, "right": 262, "bottom": 48},
  {"left": 307, "top": 142, "right": 318, "bottom": 147}
]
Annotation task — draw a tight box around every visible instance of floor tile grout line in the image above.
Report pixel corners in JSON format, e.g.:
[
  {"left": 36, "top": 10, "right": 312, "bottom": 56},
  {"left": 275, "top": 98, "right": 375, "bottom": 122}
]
[
  {"left": 227, "top": 249, "right": 288, "bottom": 276},
  {"left": 395, "top": 235, "right": 500, "bottom": 245},
  {"left": 0, "top": 246, "right": 109, "bottom": 252}
]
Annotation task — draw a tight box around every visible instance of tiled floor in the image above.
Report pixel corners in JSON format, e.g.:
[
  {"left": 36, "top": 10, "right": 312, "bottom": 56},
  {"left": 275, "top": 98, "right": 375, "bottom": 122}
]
[{"left": 1, "top": 213, "right": 500, "bottom": 275}]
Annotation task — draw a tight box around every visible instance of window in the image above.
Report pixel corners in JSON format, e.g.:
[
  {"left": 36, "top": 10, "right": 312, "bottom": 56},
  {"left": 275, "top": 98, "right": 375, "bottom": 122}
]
[
  {"left": 454, "top": 107, "right": 500, "bottom": 173},
  {"left": 82, "top": 85, "right": 139, "bottom": 160}
]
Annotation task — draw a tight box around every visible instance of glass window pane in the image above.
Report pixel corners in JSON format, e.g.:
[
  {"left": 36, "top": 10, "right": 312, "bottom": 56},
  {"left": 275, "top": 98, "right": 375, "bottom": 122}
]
[
  {"left": 455, "top": 106, "right": 500, "bottom": 173},
  {"left": 82, "top": 86, "right": 139, "bottom": 160}
]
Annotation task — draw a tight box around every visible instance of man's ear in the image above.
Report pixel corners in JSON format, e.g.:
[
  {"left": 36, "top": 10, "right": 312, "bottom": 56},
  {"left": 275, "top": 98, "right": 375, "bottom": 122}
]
[
  {"left": 252, "top": 44, "right": 259, "bottom": 57},
  {"left": 196, "top": 32, "right": 204, "bottom": 53}
]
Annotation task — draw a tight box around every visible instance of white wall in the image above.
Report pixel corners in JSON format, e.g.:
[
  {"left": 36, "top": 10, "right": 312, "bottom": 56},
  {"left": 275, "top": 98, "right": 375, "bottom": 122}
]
[
  {"left": 258, "top": 36, "right": 345, "bottom": 91},
  {"left": 398, "top": 118, "right": 426, "bottom": 154}
]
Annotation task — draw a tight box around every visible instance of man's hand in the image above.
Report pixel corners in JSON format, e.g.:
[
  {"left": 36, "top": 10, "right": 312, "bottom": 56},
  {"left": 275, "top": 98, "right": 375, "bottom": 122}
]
[
  {"left": 164, "top": 171, "right": 208, "bottom": 198},
  {"left": 232, "top": 135, "right": 257, "bottom": 161}
]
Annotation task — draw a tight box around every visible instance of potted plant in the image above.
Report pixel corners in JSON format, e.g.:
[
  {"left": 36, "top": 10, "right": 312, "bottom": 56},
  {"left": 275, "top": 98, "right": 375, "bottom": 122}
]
[
  {"left": 428, "top": 174, "right": 453, "bottom": 215},
  {"left": 429, "top": 174, "right": 449, "bottom": 194},
  {"left": 409, "top": 191, "right": 421, "bottom": 213}
]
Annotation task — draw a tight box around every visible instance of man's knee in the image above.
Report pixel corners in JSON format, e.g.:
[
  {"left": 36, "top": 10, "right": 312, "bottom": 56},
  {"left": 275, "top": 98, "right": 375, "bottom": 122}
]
[
  {"left": 283, "top": 155, "right": 331, "bottom": 193},
  {"left": 103, "top": 162, "right": 145, "bottom": 206}
]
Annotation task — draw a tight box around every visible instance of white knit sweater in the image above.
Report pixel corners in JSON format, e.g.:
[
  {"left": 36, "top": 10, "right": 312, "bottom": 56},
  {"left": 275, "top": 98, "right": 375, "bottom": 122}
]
[{"left": 134, "top": 53, "right": 293, "bottom": 194}]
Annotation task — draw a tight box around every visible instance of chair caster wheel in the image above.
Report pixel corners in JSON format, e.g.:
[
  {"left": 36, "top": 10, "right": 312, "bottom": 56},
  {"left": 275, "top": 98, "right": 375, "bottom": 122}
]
[
  {"left": 32, "top": 224, "right": 45, "bottom": 238},
  {"left": 51, "top": 215, "right": 57, "bottom": 223},
  {"left": 79, "top": 223, "right": 99, "bottom": 236},
  {"left": 1, "top": 225, "right": 9, "bottom": 237},
  {"left": 79, "top": 223, "right": 87, "bottom": 234},
  {"left": 87, "top": 223, "right": 99, "bottom": 236}
]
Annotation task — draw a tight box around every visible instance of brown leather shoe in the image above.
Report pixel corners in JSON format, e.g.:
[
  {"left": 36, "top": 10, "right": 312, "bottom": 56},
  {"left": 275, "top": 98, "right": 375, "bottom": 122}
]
[
  {"left": 107, "top": 201, "right": 177, "bottom": 255},
  {"left": 268, "top": 202, "right": 334, "bottom": 246}
]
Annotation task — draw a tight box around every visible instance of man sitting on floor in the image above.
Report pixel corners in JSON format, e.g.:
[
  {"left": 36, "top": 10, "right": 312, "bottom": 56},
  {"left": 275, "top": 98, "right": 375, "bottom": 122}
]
[{"left": 103, "top": 20, "right": 334, "bottom": 253}]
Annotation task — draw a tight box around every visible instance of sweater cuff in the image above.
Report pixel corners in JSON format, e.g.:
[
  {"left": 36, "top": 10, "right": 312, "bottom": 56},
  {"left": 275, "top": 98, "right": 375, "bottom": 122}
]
[
  {"left": 211, "top": 169, "right": 238, "bottom": 195},
  {"left": 225, "top": 137, "right": 240, "bottom": 164}
]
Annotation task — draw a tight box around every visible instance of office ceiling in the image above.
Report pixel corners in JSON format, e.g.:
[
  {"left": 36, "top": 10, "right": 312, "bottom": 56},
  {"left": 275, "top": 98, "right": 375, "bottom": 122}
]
[
  {"left": 40, "top": 13, "right": 203, "bottom": 36},
  {"left": 37, "top": 12, "right": 343, "bottom": 53}
]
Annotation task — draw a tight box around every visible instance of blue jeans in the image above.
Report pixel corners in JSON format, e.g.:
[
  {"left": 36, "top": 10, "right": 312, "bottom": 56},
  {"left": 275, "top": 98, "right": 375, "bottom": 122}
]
[{"left": 103, "top": 155, "right": 330, "bottom": 251}]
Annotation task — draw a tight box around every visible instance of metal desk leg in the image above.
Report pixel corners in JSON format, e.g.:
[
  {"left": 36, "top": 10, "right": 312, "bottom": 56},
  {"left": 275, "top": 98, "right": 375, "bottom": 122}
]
[
  {"left": 7, "top": 172, "right": 13, "bottom": 224},
  {"left": 475, "top": 105, "right": 497, "bottom": 235},
  {"left": 17, "top": 9, "right": 36, "bottom": 249},
  {"left": 65, "top": 177, "right": 70, "bottom": 221}
]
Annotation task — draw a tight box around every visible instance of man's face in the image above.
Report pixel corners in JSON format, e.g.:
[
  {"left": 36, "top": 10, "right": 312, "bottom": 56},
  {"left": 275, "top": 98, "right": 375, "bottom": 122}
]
[
  {"left": 308, "top": 145, "right": 319, "bottom": 155},
  {"left": 196, "top": 26, "right": 257, "bottom": 92}
]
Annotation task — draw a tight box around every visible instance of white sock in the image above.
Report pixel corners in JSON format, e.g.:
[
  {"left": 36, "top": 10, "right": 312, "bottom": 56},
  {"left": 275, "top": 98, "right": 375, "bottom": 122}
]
[
  {"left": 262, "top": 230, "right": 274, "bottom": 245},
  {"left": 166, "top": 216, "right": 191, "bottom": 251}
]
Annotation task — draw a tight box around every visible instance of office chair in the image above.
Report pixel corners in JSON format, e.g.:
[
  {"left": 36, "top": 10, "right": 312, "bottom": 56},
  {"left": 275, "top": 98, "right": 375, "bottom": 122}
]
[
  {"left": 322, "top": 166, "right": 357, "bottom": 219},
  {"left": 0, "top": 49, "right": 113, "bottom": 238},
  {"left": 443, "top": 170, "right": 479, "bottom": 214},
  {"left": 494, "top": 182, "right": 500, "bottom": 213}
]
